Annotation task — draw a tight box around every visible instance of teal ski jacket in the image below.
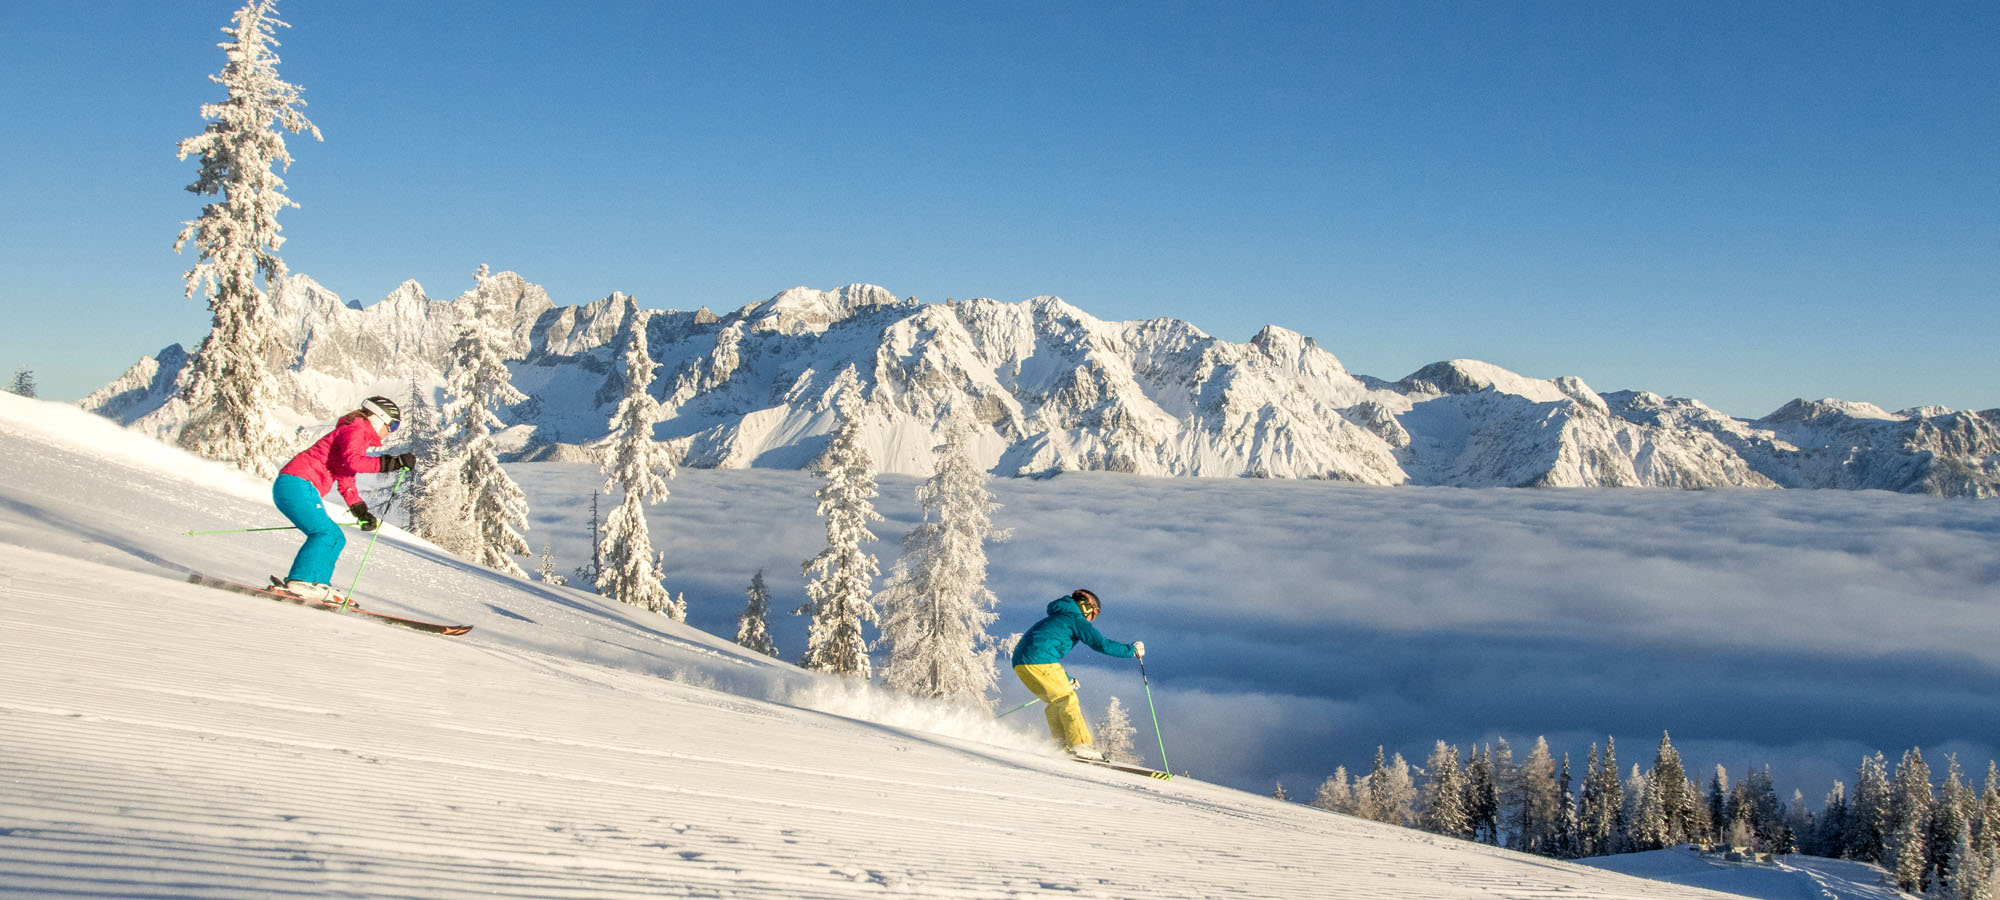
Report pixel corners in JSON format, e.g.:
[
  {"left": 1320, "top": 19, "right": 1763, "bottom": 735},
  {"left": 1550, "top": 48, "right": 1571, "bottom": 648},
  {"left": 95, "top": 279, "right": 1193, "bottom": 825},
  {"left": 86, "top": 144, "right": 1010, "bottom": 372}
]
[{"left": 1010, "top": 596, "right": 1136, "bottom": 667}]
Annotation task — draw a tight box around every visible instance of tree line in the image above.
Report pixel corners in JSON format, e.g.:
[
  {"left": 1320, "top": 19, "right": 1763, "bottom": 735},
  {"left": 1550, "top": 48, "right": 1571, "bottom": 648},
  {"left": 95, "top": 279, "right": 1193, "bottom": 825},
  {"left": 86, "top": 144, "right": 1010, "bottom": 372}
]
[{"left": 1296, "top": 733, "right": 2000, "bottom": 898}]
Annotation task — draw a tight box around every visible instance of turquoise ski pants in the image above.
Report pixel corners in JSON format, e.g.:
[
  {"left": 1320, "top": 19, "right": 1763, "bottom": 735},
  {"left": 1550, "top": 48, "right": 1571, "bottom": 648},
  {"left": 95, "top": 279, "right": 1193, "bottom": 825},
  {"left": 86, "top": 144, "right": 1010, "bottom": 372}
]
[{"left": 273, "top": 474, "right": 344, "bottom": 584}]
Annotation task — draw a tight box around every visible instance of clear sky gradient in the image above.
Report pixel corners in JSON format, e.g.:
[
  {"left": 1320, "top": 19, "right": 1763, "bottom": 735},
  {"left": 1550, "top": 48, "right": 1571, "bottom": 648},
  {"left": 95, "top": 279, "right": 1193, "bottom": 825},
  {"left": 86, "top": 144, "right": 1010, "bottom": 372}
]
[{"left": 3, "top": 1, "right": 1995, "bottom": 417}]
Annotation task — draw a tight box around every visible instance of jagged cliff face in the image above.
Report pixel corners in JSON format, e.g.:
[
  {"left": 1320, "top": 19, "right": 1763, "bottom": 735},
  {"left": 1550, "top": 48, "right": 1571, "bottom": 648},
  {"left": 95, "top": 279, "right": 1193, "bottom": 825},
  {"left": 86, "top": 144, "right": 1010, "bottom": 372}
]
[{"left": 81, "top": 274, "right": 2000, "bottom": 497}]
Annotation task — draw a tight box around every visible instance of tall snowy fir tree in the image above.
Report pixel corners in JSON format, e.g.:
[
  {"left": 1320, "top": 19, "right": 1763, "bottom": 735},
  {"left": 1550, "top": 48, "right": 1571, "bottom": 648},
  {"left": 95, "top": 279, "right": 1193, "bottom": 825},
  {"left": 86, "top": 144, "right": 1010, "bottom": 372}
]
[
  {"left": 1932, "top": 756, "right": 1974, "bottom": 897},
  {"left": 1707, "top": 766, "right": 1731, "bottom": 848},
  {"left": 171, "top": 0, "right": 320, "bottom": 475},
  {"left": 1651, "top": 732, "right": 1698, "bottom": 846},
  {"left": 1555, "top": 755, "right": 1583, "bottom": 859},
  {"left": 876, "top": 414, "right": 1009, "bottom": 704},
  {"left": 1888, "top": 748, "right": 1936, "bottom": 893},
  {"left": 1848, "top": 751, "right": 1893, "bottom": 863},
  {"left": 7, "top": 367, "right": 35, "bottom": 398},
  {"left": 572, "top": 493, "right": 603, "bottom": 586},
  {"left": 1578, "top": 739, "right": 1624, "bottom": 856},
  {"left": 795, "top": 373, "right": 883, "bottom": 678},
  {"left": 1464, "top": 745, "right": 1500, "bottom": 845},
  {"left": 734, "top": 571, "right": 778, "bottom": 658},
  {"left": 595, "top": 310, "right": 683, "bottom": 619},
  {"left": 1422, "top": 742, "right": 1471, "bottom": 839},
  {"left": 1513, "top": 737, "right": 1562, "bottom": 855},
  {"left": 1095, "top": 696, "right": 1139, "bottom": 765},
  {"left": 434, "top": 266, "right": 532, "bottom": 575},
  {"left": 401, "top": 380, "right": 442, "bottom": 532}
]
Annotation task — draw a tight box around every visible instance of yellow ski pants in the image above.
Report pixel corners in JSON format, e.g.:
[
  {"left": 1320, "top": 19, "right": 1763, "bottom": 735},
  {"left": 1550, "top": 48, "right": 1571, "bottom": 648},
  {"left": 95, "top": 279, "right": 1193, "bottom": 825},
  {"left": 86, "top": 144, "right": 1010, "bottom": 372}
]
[{"left": 1014, "top": 663, "right": 1092, "bottom": 749}]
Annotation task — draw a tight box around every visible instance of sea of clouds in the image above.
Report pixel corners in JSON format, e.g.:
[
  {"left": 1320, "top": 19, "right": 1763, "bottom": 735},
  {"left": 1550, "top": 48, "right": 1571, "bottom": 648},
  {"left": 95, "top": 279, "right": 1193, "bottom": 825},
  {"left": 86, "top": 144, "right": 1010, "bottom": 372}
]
[{"left": 505, "top": 464, "right": 2000, "bottom": 800}]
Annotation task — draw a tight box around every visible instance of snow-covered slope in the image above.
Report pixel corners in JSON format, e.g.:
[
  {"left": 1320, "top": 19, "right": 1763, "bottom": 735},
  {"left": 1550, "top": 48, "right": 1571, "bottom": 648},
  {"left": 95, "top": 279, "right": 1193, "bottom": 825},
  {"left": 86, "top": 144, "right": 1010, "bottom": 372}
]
[
  {"left": 1582, "top": 847, "right": 1913, "bottom": 900},
  {"left": 82, "top": 276, "right": 2000, "bottom": 496},
  {"left": 0, "top": 393, "right": 1758, "bottom": 899}
]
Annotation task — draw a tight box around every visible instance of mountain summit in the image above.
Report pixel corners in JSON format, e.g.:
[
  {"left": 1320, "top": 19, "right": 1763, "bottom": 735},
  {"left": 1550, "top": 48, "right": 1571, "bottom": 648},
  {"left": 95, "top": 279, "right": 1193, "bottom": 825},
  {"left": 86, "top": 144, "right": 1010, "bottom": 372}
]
[{"left": 84, "top": 274, "right": 2000, "bottom": 497}]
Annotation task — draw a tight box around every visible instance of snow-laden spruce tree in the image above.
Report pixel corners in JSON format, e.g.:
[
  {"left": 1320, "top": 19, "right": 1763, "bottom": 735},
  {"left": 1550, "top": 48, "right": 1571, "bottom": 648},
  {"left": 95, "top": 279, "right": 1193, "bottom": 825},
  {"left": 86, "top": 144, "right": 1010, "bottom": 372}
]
[
  {"left": 572, "top": 493, "right": 603, "bottom": 586},
  {"left": 400, "top": 380, "right": 443, "bottom": 532},
  {"left": 1848, "top": 751, "right": 1893, "bottom": 862},
  {"left": 735, "top": 571, "right": 778, "bottom": 658},
  {"left": 1422, "top": 741, "right": 1471, "bottom": 839},
  {"left": 1888, "top": 748, "right": 1935, "bottom": 893},
  {"left": 595, "top": 310, "right": 683, "bottom": 619},
  {"left": 1651, "top": 731, "right": 1698, "bottom": 845},
  {"left": 433, "top": 266, "right": 532, "bottom": 575},
  {"left": 1310, "top": 768, "right": 1356, "bottom": 814},
  {"left": 1464, "top": 745, "right": 1500, "bottom": 845},
  {"left": 1095, "top": 696, "right": 1139, "bottom": 764},
  {"left": 535, "top": 544, "right": 566, "bottom": 586},
  {"left": 8, "top": 367, "right": 36, "bottom": 398},
  {"left": 1578, "top": 739, "right": 1624, "bottom": 855},
  {"left": 172, "top": 0, "right": 321, "bottom": 475},
  {"left": 1513, "top": 736, "right": 1562, "bottom": 854},
  {"left": 795, "top": 371, "right": 882, "bottom": 677},
  {"left": 876, "top": 413, "right": 1009, "bottom": 704}
]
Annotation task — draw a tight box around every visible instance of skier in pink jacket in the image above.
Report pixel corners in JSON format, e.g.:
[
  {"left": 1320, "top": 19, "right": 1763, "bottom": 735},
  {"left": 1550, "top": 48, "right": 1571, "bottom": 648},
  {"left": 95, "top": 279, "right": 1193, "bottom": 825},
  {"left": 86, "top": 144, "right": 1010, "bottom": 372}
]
[{"left": 272, "top": 396, "right": 414, "bottom": 601}]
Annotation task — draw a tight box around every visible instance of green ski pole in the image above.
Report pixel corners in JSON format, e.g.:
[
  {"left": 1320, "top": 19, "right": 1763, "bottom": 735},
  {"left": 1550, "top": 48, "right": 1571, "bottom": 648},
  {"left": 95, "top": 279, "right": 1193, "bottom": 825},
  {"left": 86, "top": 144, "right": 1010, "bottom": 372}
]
[
  {"left": 996, "top": 697, "right": 1043, "bottom": 719},
  {"left": 338, "top": 469, "right": 406, "bottom": 609},
  {"left": 1139, "top": 653, "right": 1171, "bottom": 776}
]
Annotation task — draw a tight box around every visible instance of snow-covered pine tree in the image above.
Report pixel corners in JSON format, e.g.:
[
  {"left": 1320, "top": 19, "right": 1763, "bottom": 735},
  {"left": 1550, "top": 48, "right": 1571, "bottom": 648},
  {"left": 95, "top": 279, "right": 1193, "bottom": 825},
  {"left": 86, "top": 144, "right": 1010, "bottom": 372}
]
[
  {"left": 401, "top": 380, "right": 442, "bottom": 532},
  {"left": 435, "top": 266, "right": 533, "bottom": 575},
  {"left": 1706, "top": 765, "right": 1731, "bottom": 849},
  {"left": 171, "top": 0, "right": 321, "bottom": 476},
  {"left": 1578, "top": 742, "right": 1620, "bottom": 856},
  {"left": 1652, "top": 731, "right": 1697, "bottom": 846},
  {"left": 1887, "top": 748, "right": 1936, "bottom": 893},
  {"left": 7, "top": 366, "right": 35, "bottom": 398},
  {"left": 1513, "top": 736, "right": 1561, "bottom": 855},
  {"left": 1382, "top": 751, "right": 1419, "bottom": 828},
  {"left": 1310, "top": 768, "right": 1356, "bottom": 815},
  {"left": 1933, "top": 756, "right": 1974, "bottom": 895},
  {"left": 735, "top": 571, "right": 779, "bottom": 658},
  {"left": 594, "top": 309, "right": 682, "bottom": 619},
  {"left": 1809, "top": 780, "right": 1850, "bottom": 857},
  {"left": 1096, "top": 696, "right": 1139, "bottom": 764},
  {"left": 1555, "top": 754, "right": 1583, "bottom": 859},
  {"left": 877, "top": 413, "right": 1009, "bottom": 704},
  {"left": 572, "top": 492, "right": 603, "bottom": 586},
  {"left": 1848, "top": 751, "right": 1893, "bottom": 862},
  {"left": 796, "top": 372, "right": 882, "bottom": 677},
  {"left": 1465, "top": 745, "right": 1500, "bottom": 845},
  {"left": 1421, "top": 741, "right": 1470, "bottom": 839},
  {"left": 1625, "top": 764, "right": 1665, "bottom": 852},
  {"left": 1967, "top": 762, "right": 2000, "bottom": 900},
  {"left": 535, "top": 544, "right": 566, "bottom": 586}
]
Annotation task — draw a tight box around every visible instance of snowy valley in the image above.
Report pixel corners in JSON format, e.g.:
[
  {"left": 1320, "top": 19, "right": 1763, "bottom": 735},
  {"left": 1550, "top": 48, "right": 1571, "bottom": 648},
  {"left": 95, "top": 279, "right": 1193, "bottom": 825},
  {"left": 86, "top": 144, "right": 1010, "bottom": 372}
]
[{"left": 82, "top": 273, "right": 2000, "bottom": 497}]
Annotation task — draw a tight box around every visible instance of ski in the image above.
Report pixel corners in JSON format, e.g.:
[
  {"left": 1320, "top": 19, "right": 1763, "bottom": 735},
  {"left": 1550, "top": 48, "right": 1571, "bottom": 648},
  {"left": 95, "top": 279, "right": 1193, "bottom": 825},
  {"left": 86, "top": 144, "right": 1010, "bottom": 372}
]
[
  {"left": 1073, "top": 757, "right": 1173, "bottom": 780},
  {"left": 186, "top": 573, "right": 473, "bottom": 636}
]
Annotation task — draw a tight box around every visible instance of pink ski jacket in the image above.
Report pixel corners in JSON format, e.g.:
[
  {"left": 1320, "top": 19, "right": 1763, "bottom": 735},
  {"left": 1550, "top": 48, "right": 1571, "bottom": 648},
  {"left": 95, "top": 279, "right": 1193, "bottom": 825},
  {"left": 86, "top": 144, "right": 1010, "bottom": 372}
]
[{"left": 279, "top": 413, "right": 385, "bottom": 506}]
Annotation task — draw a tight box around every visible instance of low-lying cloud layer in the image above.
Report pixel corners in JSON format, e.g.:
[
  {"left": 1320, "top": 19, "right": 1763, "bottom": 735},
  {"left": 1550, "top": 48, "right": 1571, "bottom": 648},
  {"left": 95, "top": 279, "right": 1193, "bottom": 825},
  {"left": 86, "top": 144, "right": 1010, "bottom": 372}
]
[{"left": 513, "top": 465, "right": 2000, "bottom": 800}]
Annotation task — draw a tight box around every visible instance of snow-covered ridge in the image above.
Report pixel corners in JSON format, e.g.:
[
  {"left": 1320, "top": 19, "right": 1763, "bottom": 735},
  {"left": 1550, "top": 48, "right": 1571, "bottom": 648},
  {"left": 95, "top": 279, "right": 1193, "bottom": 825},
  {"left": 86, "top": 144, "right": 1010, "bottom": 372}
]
[{"left": 83, "top": 274, "right": 2000, "bottom": 496}]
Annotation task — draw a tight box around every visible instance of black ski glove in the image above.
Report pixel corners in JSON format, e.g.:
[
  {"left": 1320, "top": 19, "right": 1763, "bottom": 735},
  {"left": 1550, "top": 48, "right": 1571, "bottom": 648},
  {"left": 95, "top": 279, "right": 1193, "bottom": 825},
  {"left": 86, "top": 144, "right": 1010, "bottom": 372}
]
[
  {"left": 349, "top": 502, "right": 380, "bottom": 531},
  {"left": 379, "top": 452, "right": 416, "bottom": 472}
]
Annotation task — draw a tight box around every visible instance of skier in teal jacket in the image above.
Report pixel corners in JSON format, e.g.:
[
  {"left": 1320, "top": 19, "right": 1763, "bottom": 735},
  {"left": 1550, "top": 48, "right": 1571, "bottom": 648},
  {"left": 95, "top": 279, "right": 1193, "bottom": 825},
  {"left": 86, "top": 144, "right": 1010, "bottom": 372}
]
[{"left": 1010, "top": 589, "right": 1144, "bottom": 761}]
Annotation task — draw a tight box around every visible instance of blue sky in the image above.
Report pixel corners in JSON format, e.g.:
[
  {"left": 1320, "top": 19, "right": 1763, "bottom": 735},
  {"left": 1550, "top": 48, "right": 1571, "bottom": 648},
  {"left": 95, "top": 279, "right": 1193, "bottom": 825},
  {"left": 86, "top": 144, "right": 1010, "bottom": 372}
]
[{"left": 3, "top": 1, "right": 1996, "bottom": 417}]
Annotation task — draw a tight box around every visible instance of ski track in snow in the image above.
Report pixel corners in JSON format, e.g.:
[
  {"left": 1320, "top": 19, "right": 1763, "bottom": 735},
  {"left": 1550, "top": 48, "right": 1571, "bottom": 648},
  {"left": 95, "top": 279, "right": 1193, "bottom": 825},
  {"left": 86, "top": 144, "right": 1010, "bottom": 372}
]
[{"left": 10, "top": 394, "right": 1909, "bottom": 899}]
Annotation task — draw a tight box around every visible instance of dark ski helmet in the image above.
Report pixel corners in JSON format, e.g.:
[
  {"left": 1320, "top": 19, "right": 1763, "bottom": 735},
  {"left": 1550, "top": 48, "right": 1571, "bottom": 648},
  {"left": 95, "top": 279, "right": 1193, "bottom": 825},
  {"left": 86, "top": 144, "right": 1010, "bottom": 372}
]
[
  {"left": 1071, "top": 588, "right": 1100, "bottom": 620},
  {"left": 360, "top": 396, "right": 402, "bottom": 432}
]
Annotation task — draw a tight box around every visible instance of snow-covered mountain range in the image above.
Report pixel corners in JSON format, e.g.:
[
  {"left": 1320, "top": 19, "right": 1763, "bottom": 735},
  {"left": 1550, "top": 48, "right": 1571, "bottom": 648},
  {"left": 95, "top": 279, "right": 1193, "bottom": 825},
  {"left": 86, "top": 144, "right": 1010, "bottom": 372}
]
[{"left": 84, "top": 272, "right": 2000, "bottom": 497}]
